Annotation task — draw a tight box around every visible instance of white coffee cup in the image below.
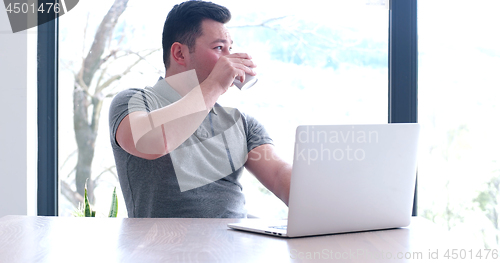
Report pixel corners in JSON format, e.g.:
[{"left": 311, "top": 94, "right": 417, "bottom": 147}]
[{"left": 233, "top": 73, "right": 258, "bottom": 90}]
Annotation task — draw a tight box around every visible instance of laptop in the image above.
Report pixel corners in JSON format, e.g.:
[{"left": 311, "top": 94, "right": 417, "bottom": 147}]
[{"left": 228, "top": 124, "right": 420, "bottom": 237}]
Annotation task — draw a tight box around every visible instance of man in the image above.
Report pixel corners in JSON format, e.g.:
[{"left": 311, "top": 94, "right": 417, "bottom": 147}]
[{"left": 109, "top": 0, "right": 291, "bottom": 218}]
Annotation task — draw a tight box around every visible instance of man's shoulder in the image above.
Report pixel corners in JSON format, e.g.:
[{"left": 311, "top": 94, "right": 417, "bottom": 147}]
[
  {"left": 116, "top": 85, "right": 158, "bottom": 96},
  {"left": 113, "top": 77, "right": 164, "bottom": 99},
  {"left": 112, "top": 87, "right": 146, "bottom": 101},
  {"left": 111, "top": 84, "right": 162, "bottom": 107}
]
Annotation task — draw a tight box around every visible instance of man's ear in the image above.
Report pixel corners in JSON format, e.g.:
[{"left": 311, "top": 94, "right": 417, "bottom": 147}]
[{"left": 170, "top": 42, "right": 189, "bottom": 67}]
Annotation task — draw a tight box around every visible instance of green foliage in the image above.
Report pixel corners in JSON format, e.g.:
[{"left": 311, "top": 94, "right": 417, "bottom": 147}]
[
  {"left": 474, "top": 176, "right": 500, "bottom": 225},
  {"left": 71, "top": 203, "right": 85, "bottom": 217},
  {"left": 474, "top": 174, "right": 500, "bottom": 247},
  {"left": 72, "top": 185, "right": 118, "bottom": 218},
  {"left": 108, "top": 187, "right": 118, "bottom": 218},
  {"left": 84, "top": 187, "right": 95, "bottom": 217}
]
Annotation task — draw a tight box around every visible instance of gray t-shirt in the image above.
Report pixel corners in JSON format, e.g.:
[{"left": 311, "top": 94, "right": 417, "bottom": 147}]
[{"left": 109, "top": 78, "right": 273, "bottom": 218}]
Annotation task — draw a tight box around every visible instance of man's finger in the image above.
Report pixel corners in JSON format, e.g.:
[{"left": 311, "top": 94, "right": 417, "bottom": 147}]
[
  {"left": 227, "top": 57, "right": 256, "bottom": 69},
  {"left": 227, "top": 52, "right": 252, "bottom": 59}
]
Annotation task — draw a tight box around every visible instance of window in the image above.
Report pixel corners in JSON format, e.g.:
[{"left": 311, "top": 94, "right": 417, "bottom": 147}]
[
  {"left": 217, "top": 0, "right": 389, "bottom": 218},
  {"left": 418, "top": 0, "right": 500, "bottom": 248},
  {"left": 55, "top": 0, "right": 389, "bottom": 218}
]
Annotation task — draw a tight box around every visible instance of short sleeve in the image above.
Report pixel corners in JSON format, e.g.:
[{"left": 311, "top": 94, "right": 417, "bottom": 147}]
[
  {"left": 108, "top": 88, "right": 159, "bottom": 147},
  {"left": 241, "top": 112, "right": 274, "bottom": 152}
]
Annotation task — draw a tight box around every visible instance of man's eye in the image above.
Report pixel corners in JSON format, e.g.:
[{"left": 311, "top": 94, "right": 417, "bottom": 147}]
[{"left": 215, "top": 46, "right": 223, "bottom": 50}]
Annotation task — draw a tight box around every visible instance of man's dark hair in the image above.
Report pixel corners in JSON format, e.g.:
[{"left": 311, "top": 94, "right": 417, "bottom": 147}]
[{"left": 162, "top": 1, "right": 231, "bottom": 69}]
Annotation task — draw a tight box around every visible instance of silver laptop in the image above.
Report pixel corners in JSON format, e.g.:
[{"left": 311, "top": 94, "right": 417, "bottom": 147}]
[{"left": 228, "top": 124, "right": 420, "bottom": 237}]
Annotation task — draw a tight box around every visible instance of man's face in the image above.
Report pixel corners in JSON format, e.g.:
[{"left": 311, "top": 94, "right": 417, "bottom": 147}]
[{"left": 186, "top": 19, "right": 233, "bottom": 83}]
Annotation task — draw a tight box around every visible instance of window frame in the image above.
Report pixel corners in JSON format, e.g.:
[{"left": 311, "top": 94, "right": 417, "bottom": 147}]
[
  {"left": 37, "top": 0, "right": 58, "bottom": 216},
  {"left": 388, "top": 0, "right": 418, "bottom": 216}
]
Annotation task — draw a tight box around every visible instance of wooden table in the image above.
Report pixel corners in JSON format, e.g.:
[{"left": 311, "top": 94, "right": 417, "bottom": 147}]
[{"left": 0, "top": 216, "right": 495, "bottom": 262}]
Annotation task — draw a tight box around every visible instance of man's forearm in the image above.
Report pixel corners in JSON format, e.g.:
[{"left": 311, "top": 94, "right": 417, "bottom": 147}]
[
  {"left": 245, "top": 145, "right": 292, "bottom": 206},
  {"left": 275, "top": 162, "right": 292, "bottom": 206},
  {"left": 129, "top": 77, "right": 221, "bottom": 156}
]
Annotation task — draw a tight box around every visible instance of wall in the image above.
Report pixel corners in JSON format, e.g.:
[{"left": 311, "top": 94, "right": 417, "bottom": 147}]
[{"left": 0, "top": 4, "right": 37, "bottom": 217}]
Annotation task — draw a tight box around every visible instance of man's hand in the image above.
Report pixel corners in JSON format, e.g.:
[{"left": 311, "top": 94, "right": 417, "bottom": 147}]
[{"left": 200, "top": 53, "right": 257, "bottom": 107}]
